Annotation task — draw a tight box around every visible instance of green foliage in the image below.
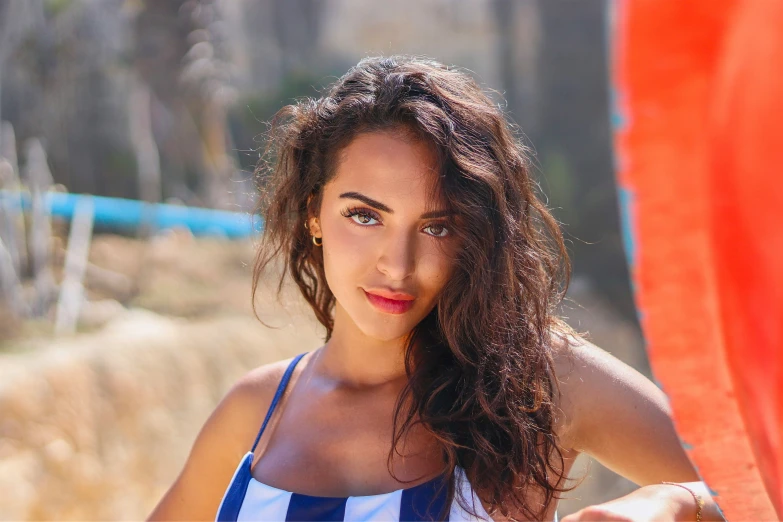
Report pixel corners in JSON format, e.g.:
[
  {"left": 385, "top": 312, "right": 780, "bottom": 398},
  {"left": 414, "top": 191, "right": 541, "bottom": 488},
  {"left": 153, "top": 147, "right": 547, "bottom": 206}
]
[
  {"left": 104, "top": 148, "right": 138, "bottom": 199},
  {"left": 541, "top": 147, "right": 576, "bottom": 227},
  {"left": 44, "top": 0, "right": 73, "bottom": 17}
]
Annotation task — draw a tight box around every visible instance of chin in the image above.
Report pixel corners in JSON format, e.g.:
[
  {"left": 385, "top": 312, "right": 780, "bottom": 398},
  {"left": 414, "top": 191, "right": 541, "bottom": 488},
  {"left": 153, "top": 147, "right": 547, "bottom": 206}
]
[
  {"left": 335, "top": 297, "right": 430, "bottom": 343},
  {"left": 356, "top": 317, "right": 416, "bottom": 343},
  {"left": 342, "top": 304, "right": 419, "bottom": 341}
]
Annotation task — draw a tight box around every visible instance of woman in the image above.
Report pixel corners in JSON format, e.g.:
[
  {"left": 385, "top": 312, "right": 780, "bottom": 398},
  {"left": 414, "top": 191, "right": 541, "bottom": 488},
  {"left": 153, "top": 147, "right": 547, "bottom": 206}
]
[{"left": 148, "top": 56, "right": 723, "bottom": 521}]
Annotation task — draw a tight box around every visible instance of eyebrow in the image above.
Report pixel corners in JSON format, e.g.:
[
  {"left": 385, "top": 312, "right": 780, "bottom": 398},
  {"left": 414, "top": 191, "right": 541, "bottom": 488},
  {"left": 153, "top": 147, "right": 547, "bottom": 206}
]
[{"left": 338, "top": 191, "right": 453, "bottom": 219}]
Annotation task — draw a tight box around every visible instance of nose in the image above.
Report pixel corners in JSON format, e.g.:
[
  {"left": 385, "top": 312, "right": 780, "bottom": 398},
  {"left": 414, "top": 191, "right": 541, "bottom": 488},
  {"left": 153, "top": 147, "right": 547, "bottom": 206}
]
[{"left": 376, "top": 229, "right": 417, "bottom": 281}]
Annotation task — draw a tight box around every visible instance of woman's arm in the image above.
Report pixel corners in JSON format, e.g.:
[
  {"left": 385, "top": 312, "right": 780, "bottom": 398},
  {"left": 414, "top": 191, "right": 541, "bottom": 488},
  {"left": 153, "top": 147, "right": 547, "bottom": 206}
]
[
  {"left": 560, "top": 480, "right": 725, "bottom": 521},
  {"left": 146, "top": 383, "right": 253, "bottom": 521},
  {"left": 146, "top": 363, "right": 285, "bottom": 521},
  {"left": 554, "top": 337, "right": 724, "bottom": 521}
]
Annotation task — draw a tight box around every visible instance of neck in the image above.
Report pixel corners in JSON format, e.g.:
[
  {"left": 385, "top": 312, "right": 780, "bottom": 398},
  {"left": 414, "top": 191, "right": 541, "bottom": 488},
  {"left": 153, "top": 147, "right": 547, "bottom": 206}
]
[{"left": 313, "top": 302, "right": 413, "bottom": 388}]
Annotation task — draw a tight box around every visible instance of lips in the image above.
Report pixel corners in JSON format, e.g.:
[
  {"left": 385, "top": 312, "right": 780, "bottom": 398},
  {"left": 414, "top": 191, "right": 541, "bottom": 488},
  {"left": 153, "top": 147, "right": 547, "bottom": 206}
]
[{"left": 363, "top": 289, "right": 416, "bottom": 314}]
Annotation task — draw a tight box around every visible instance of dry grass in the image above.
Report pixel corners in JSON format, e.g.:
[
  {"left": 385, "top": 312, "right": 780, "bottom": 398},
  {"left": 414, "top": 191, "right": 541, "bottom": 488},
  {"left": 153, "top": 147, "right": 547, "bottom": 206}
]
[{"left": 0, "top": 234, "right": 647, "bottom": 520}]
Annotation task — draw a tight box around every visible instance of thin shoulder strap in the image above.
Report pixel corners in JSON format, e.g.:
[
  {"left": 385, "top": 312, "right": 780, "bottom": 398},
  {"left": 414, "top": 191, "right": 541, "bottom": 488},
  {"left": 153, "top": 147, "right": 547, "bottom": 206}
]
[{"left": 250, "top": 352, "right": 308, "bottom": 453}]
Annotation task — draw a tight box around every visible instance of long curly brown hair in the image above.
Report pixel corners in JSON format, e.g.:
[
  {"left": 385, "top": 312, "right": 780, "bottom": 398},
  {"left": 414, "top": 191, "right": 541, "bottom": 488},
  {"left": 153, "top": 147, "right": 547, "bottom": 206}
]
[{"left": 251, "top": 55, "right": 580, "bottom": 521}]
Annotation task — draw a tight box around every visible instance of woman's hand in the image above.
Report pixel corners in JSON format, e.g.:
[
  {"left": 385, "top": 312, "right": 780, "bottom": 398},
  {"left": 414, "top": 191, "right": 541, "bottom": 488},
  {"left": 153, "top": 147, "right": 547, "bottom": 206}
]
[{"left": 561, "top": 481, "right": 721, "bottom": 522}]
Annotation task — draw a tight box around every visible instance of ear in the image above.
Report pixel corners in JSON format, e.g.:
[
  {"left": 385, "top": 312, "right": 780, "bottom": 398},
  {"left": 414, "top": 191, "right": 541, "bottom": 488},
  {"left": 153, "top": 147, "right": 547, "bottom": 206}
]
[
  {"left": 306, "top": 195, "right": 322, "bottom": 237},
  {"left": 308, "top": 216, "right": 322, "bottom": 237}
]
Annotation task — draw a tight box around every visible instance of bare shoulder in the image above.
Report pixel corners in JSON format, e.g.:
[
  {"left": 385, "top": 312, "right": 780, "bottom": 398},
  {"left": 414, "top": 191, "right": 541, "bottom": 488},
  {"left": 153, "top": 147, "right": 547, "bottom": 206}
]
[
  {"left": 146, "top": 355, "right": 304, "bottom": 521},
  {"left": 547, "top": 332, "right": 697, "bottom": 486},
  {"left": 220, "top": 356, "right": 304, "bottom": 446},
  {"left": 549, "top": 331, "right": 671, "bottom": 452},
  {"left": 231, "top": 356, "right": 303, "bottom": 412},
  {"left": 550, "top": 331, "right": 654, "bottom": 389}
]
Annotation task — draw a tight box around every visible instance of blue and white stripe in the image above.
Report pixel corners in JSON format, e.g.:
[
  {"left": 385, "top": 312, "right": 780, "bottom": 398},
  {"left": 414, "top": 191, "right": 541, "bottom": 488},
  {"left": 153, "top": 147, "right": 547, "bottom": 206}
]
[
  {"left": 216, "top": 451, "right": 493, "bottom": 521},
  {"left": 214, "top": 353, "right": 557, "bottom": 521}
]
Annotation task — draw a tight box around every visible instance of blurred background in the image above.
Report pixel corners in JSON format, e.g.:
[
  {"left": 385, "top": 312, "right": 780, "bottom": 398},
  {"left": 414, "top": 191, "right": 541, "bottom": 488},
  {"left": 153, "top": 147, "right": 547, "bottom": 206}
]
[{"left": 0, "top": 0, "right": 650, "bottom": 519}]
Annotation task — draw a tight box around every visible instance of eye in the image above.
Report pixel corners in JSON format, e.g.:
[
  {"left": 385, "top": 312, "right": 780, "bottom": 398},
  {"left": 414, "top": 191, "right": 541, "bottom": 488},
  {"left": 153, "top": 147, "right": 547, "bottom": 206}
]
[
  {"left": 424, "top": 223, "right": 449, "bottom": 238},
  {"left": 341, "top": 207, "right": 380, "bottom": 226}
]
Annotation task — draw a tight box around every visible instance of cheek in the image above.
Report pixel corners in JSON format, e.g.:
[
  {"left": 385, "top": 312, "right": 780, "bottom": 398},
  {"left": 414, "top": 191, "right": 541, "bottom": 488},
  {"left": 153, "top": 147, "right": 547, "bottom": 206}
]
[
  {"left": 320, "top": 218, "right": 370, "bottom": 289},
  {"left": 418, "top": 246, "right": 458, "bottom": 294}
]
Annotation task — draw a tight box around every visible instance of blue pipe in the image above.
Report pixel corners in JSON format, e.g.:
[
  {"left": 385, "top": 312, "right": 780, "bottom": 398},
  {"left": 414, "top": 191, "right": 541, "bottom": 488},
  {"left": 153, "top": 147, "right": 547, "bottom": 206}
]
[{"left": 0, "top": 191, "right": 263, "bottom": 238}]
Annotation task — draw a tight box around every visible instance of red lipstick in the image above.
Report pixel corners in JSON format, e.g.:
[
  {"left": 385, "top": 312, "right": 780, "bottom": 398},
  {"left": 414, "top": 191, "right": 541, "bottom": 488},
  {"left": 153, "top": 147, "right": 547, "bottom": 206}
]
[{"left": 363, "top": 289, "right": 415, "bottom": 314}]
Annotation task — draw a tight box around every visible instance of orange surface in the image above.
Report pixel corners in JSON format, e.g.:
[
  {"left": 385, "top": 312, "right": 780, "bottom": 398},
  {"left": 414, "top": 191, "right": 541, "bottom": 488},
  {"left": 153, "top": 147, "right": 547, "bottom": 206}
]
[{"left": 612, "top": 1, "right": 782, "bottom": 519}]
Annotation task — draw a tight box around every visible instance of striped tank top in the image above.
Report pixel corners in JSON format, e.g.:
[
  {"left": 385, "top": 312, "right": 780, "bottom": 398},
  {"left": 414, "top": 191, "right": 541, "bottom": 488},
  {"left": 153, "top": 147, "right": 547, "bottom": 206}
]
[{"left": 215, "top": 353, "right": 559, "bottom": 521}]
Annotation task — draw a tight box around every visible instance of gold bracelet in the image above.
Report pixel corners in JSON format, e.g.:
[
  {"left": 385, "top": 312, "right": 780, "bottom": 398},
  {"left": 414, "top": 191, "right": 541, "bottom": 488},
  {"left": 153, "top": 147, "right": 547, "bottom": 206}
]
[{"left": 661, "top": 481, "right": 704, "bottom": 522}]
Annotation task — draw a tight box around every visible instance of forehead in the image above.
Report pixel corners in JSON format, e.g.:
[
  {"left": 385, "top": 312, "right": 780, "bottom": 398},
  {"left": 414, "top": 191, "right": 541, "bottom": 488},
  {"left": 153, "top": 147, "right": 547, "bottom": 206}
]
[{"left": 328, "top": 131, "right": 443, "bottom": 204}]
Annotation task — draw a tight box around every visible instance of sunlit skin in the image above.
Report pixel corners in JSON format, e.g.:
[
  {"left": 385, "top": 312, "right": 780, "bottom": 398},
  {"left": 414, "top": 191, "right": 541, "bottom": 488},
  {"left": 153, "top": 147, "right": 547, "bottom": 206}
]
[{"left": 147, "top": 129, "right": 723, "bottom": 522}]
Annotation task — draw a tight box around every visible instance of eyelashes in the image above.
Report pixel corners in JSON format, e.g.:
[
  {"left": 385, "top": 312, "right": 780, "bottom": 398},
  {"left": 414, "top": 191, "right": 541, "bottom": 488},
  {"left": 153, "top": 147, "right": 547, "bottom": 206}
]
[
  {"left": 339, "top": 206, "right": 450, "bottom": 238},
  {"left": 424, "top": 223, "right": 448, "bottom": 238},
  {"left": 340, "top": 206, "right": 380, "bottom": 225}
]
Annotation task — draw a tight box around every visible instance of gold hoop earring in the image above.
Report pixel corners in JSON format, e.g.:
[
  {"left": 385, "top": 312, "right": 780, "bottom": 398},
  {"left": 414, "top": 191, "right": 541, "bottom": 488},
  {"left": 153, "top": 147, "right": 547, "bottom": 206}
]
[{"left": 312, "top": 235, "right": 322, "bottom": 246}]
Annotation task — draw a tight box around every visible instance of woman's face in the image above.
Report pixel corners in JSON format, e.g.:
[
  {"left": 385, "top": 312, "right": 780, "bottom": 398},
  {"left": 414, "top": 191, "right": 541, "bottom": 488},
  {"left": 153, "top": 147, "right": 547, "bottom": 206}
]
[{"left": 309, "top": 130, "right": 459, "bottom": 342}]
